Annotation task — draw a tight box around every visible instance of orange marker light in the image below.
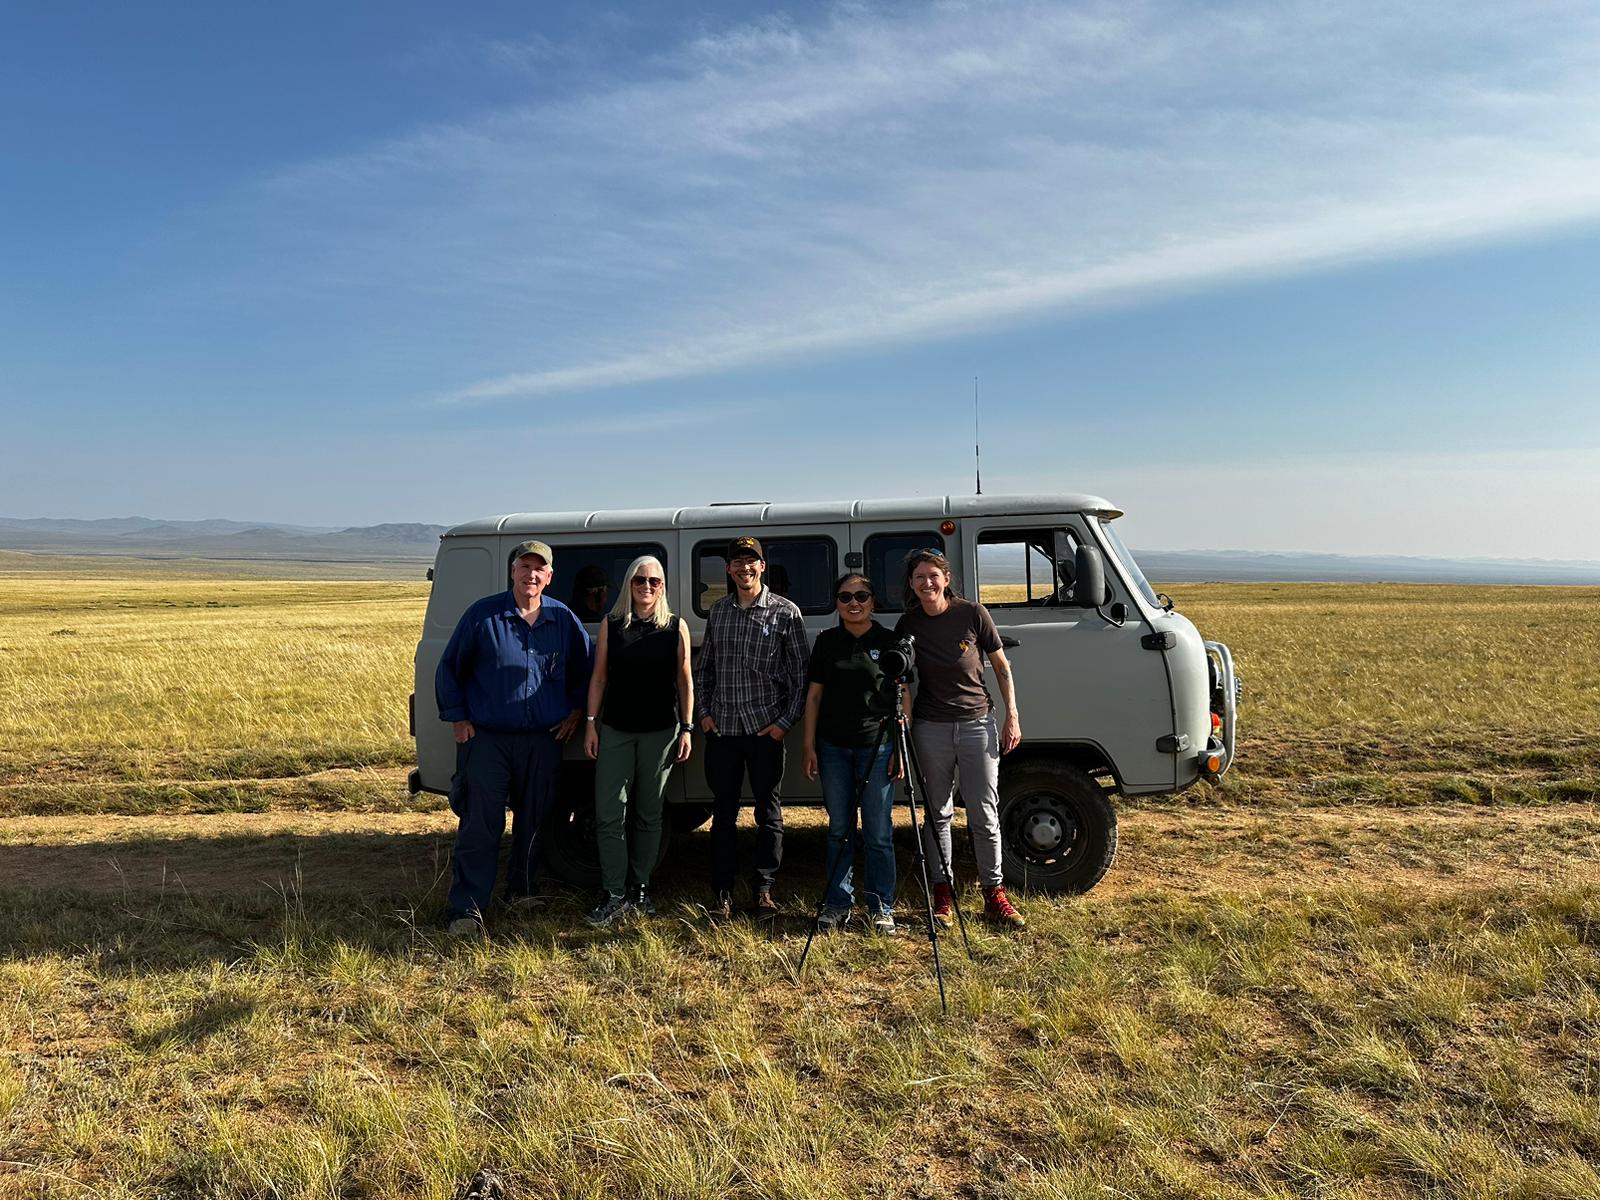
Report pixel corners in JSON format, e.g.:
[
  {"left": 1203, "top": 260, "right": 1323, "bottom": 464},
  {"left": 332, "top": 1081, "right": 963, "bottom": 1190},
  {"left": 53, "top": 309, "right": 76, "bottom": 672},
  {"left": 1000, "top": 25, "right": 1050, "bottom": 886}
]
[
  {"left": 939, "top": 520, "right": 956, "bottom": 536},
  {"left": 1205, "top": 753, "right": 1223, "bottom": 773}
]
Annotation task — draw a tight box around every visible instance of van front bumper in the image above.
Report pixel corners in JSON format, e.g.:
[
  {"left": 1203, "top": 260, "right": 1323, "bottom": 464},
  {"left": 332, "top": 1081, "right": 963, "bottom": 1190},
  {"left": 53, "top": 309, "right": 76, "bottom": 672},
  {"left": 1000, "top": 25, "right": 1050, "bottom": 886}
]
[{"left": 1201, "top": 640, "right": 1240, "bottom": 777}]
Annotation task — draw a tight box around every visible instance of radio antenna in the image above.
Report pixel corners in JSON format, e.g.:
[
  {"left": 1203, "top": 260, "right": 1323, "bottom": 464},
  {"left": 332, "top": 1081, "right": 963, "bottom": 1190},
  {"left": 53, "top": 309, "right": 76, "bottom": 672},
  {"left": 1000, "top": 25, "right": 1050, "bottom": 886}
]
[{"left": 973, "top": 375, "right": 982, "bottom": 495}]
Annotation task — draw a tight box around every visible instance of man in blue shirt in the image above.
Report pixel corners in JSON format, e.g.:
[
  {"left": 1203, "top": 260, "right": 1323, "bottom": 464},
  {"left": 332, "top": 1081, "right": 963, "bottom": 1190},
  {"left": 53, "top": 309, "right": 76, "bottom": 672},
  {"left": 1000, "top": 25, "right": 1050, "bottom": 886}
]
[{"left": 436, "top": 539, "right": 592, "bottom": 934}]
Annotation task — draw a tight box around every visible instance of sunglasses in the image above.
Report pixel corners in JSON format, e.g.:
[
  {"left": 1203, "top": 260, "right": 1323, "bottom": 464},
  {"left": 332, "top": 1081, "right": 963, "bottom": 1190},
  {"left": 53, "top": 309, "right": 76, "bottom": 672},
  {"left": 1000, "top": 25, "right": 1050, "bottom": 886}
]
[
  {"left": 835, "top": 590, "right": 873, "bottom": 603},
  {"left": 631, "top": 576, "right": 665, "bottom": 589}
]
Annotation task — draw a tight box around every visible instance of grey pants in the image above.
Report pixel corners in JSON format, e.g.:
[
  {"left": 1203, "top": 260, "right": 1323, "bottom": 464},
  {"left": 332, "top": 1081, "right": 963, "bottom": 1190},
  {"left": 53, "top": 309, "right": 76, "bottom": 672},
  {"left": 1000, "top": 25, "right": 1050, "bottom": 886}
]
[
  {"left": 593, "top": 723, "right": 678, "bottom": 896},
  {"left": 913, "top": 714, "right": 1003, "bottom": 888}
]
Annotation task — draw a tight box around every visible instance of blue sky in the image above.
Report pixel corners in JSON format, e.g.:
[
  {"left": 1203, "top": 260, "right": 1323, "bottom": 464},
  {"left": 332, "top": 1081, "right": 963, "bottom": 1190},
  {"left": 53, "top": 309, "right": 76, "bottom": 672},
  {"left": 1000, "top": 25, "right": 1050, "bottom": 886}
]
[{"left": 4, "top": 0, "right": 1599, "bottom": 558}]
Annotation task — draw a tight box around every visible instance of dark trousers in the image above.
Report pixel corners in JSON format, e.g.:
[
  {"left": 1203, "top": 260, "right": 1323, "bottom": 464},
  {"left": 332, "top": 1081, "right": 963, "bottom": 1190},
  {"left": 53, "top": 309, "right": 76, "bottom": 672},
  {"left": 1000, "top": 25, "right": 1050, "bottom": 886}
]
[
  {"left": 448, "top": 728, "right": 562, "bottom": 919},
  {"left": 705, "top": 732, "right": 785, "bottom": 895}
]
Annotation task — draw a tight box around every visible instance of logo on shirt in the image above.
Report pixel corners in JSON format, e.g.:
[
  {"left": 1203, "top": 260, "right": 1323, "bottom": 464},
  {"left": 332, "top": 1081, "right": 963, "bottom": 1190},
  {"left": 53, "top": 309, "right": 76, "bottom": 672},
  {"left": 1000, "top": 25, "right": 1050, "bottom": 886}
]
[
  {"left": 868, "top": 649, "right": 880, "bottom": 661},
  {"left": 957, "top": 640, "right": 971, "bottom": 653}
]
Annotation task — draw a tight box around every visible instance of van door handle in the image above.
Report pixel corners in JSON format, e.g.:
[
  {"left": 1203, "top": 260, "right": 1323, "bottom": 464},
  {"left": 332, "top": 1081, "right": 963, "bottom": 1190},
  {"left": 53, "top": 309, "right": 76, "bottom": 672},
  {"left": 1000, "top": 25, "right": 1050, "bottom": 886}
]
[{"left": 1000, "top": 636, "right": 1021, "bottom": 648}]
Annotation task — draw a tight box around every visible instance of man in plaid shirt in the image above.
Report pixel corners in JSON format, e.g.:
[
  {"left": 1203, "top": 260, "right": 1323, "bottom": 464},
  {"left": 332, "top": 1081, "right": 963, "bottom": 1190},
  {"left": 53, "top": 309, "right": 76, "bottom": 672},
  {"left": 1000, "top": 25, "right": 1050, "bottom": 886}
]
[{"left": 694, "top": 535, "right": 809, "bottom": 918}]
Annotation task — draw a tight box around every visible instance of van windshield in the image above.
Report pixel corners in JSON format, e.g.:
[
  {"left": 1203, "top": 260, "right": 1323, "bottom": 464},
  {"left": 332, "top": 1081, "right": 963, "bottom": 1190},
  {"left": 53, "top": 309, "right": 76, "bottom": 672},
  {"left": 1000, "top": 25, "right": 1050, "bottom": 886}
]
[{"left": 1095, "top": 518, "right": 1161, "bottom": 609}]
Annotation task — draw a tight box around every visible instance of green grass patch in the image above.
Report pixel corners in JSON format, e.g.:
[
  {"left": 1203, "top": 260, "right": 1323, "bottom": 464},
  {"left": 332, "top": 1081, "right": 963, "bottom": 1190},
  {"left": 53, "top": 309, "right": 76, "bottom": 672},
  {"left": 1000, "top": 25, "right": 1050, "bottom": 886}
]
[{"left": 2, "top": 884, "right": 1596, "bottom": 1198}]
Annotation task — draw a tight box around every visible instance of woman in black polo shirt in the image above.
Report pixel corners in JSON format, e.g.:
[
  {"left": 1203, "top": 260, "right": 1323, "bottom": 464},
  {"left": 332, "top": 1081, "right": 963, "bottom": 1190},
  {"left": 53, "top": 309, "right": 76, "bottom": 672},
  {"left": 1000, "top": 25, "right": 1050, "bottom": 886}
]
[
  {"left": 801, "top": 572, "right": 903, "bottom": 934},
  {"left": 582, "top": 554, "right": 693, "bottom": 927}
]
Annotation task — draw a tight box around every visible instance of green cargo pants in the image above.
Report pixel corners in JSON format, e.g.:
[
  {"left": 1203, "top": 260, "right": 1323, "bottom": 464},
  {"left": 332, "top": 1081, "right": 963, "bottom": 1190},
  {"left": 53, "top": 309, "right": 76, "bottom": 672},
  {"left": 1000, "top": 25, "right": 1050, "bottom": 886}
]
[{"left": 593, "top": 723, "right": 678, "bottom": 896}]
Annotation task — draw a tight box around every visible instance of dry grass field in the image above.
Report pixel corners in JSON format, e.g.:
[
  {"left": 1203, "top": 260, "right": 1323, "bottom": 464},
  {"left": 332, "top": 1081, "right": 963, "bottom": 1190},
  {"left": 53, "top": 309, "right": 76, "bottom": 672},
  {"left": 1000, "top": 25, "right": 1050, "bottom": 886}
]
[{"left": 1, "top": 574, "right": 1597, "bottom": 1199}]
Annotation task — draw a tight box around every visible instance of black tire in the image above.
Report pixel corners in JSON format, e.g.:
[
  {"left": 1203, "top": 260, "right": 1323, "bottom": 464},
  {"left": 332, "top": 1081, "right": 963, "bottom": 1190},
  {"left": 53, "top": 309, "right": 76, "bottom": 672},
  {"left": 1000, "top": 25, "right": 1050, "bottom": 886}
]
[
  {"left": 668, "top": 803, "right": 713, "bottom": 834},
  {"left": 543, "top": 763, "right": 672, "bottom": 888},
  {"left": 997, "top": 760, "right": 1117, "bottom": 894}
]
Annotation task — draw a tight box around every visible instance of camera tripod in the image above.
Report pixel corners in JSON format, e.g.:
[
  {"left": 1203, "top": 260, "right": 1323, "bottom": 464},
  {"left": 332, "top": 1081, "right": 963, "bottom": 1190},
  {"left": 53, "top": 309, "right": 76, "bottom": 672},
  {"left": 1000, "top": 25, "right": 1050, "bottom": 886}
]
[{"left": 797, "top": 678, "right": 972, "bottom": 1012}]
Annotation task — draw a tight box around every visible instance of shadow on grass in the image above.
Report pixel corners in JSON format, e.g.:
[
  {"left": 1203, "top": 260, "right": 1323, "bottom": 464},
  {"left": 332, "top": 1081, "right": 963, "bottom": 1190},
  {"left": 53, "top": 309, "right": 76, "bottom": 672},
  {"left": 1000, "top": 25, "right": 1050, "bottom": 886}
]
[
  {"left": 0, "top": 820, "right": 967, "bottom": 965},
  {"left": 133, "top": 993, "right": 258, "bottom": 1051}
]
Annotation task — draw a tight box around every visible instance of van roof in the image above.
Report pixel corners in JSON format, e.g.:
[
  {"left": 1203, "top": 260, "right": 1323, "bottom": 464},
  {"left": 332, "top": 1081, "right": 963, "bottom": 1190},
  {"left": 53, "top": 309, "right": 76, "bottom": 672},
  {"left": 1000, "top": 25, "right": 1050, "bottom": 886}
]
[{"left": 444, "top": 492, "right": 1123, "bottom": 538}]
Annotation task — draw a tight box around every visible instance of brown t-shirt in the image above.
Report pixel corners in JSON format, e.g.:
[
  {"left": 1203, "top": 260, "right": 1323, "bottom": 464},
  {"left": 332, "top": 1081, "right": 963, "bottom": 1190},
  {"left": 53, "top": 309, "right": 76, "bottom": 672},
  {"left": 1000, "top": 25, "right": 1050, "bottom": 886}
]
[{"left": 895, "top": 598, "right": 1003, "bottom": 721}]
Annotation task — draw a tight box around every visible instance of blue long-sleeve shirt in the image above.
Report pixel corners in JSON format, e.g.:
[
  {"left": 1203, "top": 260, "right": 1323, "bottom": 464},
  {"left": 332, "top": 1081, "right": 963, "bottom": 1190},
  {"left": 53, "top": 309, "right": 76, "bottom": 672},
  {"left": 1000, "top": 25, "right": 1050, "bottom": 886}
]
[{"left": 435, "top": 591, "right": 592, "bottom": 733}]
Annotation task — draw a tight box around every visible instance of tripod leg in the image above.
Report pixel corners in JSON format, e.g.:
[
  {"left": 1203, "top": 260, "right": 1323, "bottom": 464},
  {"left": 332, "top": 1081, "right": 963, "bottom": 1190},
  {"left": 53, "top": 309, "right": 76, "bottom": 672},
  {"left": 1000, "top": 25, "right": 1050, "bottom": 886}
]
[
  {"left": 891, "top": 705, "right": 954, "bottom": 1012},
  {"left": 900, "top": 774, "right": 947, "bottom": 1013},
  {"left": 903, "top": 727, "right": 974, "bottom": 957},
  {"left": 798, "top": 820, "right": 855, "bottom": 976},
  {"left": 798, "top": 723, "right": 891, "bottom": 978}
]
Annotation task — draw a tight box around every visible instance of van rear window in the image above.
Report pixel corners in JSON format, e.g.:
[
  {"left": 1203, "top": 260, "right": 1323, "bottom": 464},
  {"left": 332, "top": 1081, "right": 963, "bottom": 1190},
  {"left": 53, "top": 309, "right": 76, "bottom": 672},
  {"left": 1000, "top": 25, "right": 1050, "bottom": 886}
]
[
  {"left": 863, "top": 532, "right": 946, "bottom": 613},
  {"left": 694, "top": 538, "right": 838, "bottom": 615},
  {"left": 511, "top": 542, "right": 667, "bottom": 623}
]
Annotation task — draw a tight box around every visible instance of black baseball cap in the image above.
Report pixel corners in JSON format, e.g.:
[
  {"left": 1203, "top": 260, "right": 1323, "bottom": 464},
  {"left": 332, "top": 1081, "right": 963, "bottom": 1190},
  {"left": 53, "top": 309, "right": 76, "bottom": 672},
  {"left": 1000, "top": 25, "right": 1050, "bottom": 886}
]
[{"left": 727, "top": 535, "right": 764, "bottom": 561}]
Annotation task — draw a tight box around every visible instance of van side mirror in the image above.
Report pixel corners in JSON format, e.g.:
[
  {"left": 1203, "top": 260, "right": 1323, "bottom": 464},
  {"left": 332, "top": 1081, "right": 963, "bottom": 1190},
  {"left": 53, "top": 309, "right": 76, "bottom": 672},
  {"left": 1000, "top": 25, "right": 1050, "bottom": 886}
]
[{"left": 1072, "top": 545, "right": 1108, "bottom": 608}]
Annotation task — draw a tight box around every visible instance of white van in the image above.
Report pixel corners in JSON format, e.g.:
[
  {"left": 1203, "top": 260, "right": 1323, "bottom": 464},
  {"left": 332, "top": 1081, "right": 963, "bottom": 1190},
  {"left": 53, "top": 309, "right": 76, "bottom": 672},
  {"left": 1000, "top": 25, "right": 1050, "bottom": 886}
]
[{"left": 409, "top": 493, "right": 1239, "bottom": 894}]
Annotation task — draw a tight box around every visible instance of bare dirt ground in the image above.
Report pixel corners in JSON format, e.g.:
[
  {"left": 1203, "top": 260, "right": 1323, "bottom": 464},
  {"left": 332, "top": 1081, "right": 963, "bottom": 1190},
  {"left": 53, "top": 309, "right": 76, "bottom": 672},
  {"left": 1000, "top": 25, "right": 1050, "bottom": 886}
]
[{"left": 4, "top": 799, "right": 1593, "bottom": 901}]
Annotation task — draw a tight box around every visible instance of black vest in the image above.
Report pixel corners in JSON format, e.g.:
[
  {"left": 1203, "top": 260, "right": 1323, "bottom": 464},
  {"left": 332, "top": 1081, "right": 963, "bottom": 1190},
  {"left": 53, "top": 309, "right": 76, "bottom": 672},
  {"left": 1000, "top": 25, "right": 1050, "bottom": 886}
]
[{"left": 602, "top": 615, "right": 682, "bottom": 732}]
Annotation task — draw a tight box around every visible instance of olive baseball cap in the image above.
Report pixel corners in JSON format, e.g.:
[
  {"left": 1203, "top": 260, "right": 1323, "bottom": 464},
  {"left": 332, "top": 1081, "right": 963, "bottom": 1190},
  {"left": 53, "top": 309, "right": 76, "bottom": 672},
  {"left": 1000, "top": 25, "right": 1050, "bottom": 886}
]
[{"left": 511, "top": 540, "right": 554, "bottom": 565}]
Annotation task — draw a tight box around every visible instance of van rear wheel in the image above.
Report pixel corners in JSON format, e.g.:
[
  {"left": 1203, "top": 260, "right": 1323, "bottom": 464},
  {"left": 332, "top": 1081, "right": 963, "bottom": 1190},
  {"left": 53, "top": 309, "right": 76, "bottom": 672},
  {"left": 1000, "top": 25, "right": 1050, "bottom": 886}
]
[
  {"left": 997, "top": 761, "right": 1117, "bottom": 894},
  {"left": 544, "top": 765, "right": 671, "bottom": 889},
  {"left": 669, "top": 803, "right": 713, "bottom": 833}
]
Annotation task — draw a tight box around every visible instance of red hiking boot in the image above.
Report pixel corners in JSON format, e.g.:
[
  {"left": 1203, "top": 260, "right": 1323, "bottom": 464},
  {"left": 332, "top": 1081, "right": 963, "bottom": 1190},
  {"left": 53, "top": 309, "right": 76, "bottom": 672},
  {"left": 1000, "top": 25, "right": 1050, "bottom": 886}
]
[
  {"left": 931, "top": 882, "right": 955, "bottom": 928},
  {"left": 983, "top": 886, "right": 1026, "bottom": 929}
]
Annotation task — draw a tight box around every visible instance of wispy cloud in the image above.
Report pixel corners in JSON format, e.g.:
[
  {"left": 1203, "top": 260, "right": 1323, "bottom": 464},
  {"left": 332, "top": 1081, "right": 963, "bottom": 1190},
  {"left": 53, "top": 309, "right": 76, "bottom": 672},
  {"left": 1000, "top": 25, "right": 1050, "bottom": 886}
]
[
  {"left": 529, "top": 399, "right": 753, "bottom": 437},
  {"left": 235, "top": 0, "right": 1600, "bottom": 403}
]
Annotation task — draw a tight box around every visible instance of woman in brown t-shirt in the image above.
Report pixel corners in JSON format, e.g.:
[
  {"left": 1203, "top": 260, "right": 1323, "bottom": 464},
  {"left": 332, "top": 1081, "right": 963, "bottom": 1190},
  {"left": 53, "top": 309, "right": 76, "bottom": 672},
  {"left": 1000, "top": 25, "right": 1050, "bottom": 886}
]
[{"left": 895, "top": 549, "right": 1025, "bottom": 928}]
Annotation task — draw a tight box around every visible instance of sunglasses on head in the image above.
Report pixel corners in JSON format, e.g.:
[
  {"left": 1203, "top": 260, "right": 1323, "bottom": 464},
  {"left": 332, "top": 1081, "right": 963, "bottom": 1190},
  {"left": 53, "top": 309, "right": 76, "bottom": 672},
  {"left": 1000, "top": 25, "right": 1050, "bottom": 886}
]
[
  {"left": 835, "top": 589, "right": 873, "bottom": 603},
  {"left": 631, "top": 575, "right": 664, "bottom": 589}
]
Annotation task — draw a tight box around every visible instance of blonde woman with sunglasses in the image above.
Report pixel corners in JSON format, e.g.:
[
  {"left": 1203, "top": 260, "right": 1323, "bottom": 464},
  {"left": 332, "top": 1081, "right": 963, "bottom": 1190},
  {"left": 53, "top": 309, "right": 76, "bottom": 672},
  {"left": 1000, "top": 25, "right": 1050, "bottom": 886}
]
[{"left": 582, "top": 555, "right": 692, "bottom": 926}]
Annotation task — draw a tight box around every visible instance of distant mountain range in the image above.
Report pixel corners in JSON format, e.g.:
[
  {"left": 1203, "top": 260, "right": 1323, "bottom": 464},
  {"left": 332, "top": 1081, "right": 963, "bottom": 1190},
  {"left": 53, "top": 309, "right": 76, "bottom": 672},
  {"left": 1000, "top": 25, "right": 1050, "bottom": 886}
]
[
  {"left": 1135, "top": 549, "right": 1600, "bottom": 586},
  {"left": 2, "top": 516, "right": 1597, "bottom": 584},
  {"left": 0, "top": 516, "right": 447, "bottom": 563}
]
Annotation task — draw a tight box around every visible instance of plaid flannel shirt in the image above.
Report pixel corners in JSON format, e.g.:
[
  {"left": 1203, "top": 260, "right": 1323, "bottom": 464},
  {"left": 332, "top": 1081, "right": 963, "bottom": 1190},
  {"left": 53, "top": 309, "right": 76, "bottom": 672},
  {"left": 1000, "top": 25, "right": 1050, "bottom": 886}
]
[{"left": 693, "top": 586, "right": 809, "bottom": 734}]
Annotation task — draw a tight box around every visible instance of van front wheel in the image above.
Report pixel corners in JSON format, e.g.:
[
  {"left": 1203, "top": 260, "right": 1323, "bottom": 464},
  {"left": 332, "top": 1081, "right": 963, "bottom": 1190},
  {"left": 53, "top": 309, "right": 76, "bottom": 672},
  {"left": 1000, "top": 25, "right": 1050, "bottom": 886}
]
[{"left": 997, "top": 762, "right": 1117, "bottom": 894}]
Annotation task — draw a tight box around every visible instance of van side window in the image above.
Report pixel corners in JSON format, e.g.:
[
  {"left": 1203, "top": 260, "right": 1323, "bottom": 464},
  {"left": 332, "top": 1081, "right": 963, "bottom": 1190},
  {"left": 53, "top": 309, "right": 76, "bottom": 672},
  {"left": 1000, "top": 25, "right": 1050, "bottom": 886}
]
[
  {"left": 694, "top": 537, "right": 838, "bottom": 616},
  {"left": 863, "top": 532, "right": 945, "bottom": 613},
  {"left": 976, "top": 528, "right": 1079, "bottom": 608},
  {"left": 509, "top": 542, "right": 668, "bottom": 624}
]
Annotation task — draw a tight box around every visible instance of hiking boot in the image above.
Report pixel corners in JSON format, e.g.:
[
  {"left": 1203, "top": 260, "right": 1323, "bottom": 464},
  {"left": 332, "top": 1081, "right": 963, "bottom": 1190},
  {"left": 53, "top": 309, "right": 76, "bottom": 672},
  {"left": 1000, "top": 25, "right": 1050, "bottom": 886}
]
[
  {"left": 505, "top": 892, "right": 548, "bottom": 912},
  {"left": 869, "top": 909, "right": 897, "bottom": 936},
  {"left": 983, "top": 885, "right": 1026, "bottom": 928},
  {"left": 454, "top": 1167, "right": 506, "bottom": 1200},
  {"left": 708, "top": 891, "right": 733, "bottom": 920},
  {"left": 931, "top": 882, "right": 955, "bottom": 928},
  {"left": 585, "top": 892, "right": 632, "bottom": 928},
  {"left": 446, "top": 915, "right": 484, "bottom": 938},
  {"left": 816, "top": 905, "right": 850, "bottom": 933},
  {"left": 752, "top": 888, "right": 779, "bottom": 920},
  {"left": 630, "top": 885, "right": 656, "bottom": 917}
]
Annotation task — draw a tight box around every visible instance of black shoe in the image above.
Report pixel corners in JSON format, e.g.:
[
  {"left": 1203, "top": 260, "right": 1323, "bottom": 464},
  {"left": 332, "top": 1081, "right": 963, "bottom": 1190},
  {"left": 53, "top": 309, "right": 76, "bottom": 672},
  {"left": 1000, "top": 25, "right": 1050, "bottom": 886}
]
[
  {"left": 816, "top": 905, "right": 849, "bottom": 933},
  {"left": 752, "top": 888, "right": 778, "bottom": 920},
  {"left": 630, "top": 885, "right": 656, "bottom": 917},
  {"left": 708, "top": 891, "right": 733, "bottom": 920},
  {"left": 586, "top": 892, "right": 632, "bottom": 928}
]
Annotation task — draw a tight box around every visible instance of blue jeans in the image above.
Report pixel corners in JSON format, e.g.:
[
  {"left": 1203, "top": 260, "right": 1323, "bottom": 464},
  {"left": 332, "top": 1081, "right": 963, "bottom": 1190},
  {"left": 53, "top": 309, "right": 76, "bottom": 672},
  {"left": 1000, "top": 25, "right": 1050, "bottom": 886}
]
[{"left": 818, "top": 739, "right": 895, "bottom": 913}]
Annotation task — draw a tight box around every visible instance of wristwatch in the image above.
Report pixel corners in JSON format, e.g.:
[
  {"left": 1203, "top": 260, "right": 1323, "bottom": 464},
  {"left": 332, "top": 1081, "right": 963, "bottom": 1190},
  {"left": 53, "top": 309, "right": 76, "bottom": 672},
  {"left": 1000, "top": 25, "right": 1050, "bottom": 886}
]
[{"left": 678, "top": 722, "right": 693, "bottom": 734}]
